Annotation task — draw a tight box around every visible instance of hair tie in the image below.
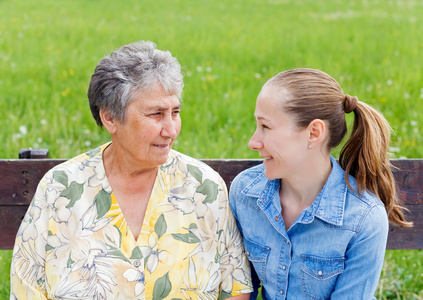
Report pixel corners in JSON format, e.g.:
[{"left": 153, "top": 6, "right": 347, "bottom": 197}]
[{"left": 344, "top": 94, "right": 358, "bottom": 114}]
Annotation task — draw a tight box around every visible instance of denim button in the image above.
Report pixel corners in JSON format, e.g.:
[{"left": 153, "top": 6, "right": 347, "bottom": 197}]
[
  {"left": 246, "top": 251, "right": 250, "bottom": 256},
  {"left": 133, "top": 259, "right": 141, "bottom": 267},
  {"left": 280, "top": 289, "right": 284, "bottom": 295},
  {"left": 318, "top": 270, "right": 323, "bottom": 275},
  {"left": 275, "top": 216, "right": 279, "bottom": 221},
  {"left": 282, "top": 265, "right": 286, "bottom": 270},
  {"left": 287, "top": 240, "right": 290, "bottom": 244}
]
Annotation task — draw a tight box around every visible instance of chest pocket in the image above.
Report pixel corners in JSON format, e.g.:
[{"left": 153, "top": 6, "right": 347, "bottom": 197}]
[
  {"left": 243, "top": 237, "right": 270, "bottom": 284},
  {"left": 301, "top": 254, "right": 345, "bottom": 300}
]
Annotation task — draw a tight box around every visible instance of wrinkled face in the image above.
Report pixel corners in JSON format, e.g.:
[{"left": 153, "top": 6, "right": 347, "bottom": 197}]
[
  {"left": 248, "top": 85, "right": 309, "bottom": 180},
  {"left": 111, "top": 85, "right": 181, "bottom": 171}
]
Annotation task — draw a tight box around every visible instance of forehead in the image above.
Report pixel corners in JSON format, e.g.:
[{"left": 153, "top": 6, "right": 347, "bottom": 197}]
[
  {"left": 132, "top": 86, "right": 181, "bottom": 110},
  {"left": 255, "top": 86, "right": 290, "bottom": 115}
]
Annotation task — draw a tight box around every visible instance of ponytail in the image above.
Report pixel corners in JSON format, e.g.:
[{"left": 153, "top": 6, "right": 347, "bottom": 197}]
[{"left": 339, "top": 100, "right": 413, "bottom": 228}]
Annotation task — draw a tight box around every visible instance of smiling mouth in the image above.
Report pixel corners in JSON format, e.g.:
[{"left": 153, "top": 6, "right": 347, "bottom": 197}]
[{"left": 154, "top": 144, "right": 169, "bottom": 149}]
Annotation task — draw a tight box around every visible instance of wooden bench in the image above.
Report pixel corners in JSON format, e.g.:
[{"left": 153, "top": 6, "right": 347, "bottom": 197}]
[{"left": 0, "top": 149, "right": 422, "bottom": 250}]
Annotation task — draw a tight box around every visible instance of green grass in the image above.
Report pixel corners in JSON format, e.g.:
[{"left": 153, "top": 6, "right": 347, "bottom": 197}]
[{"left": 1, "top": 0, "right": 422, "bottom": 298}]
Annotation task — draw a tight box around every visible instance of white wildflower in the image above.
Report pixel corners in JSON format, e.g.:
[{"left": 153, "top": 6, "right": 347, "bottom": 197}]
[{"left": 19, "top": 125, "right": 28, "bottom": 135}]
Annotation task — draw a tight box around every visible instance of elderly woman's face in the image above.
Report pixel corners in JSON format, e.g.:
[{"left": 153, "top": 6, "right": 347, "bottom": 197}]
[{"left": 111, "top": 85, "right": 181, "bottom": 171}]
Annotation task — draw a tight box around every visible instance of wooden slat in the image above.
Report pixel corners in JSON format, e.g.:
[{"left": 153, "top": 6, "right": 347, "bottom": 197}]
[
  {"left": 387, "top": 205, "right": 423, "bottom": 250},
  {"left": 0, "top": 206, "right": 28, "bottom": 249},
  {"left": 0, "top": 158, "right": 422, "bottom": 250},
  {"left": 0, "top": 159, "right": 65, "bottom": 205}
]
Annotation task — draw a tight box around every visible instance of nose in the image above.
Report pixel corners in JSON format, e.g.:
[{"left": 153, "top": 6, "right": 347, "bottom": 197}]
[
  {"left": 248, "top": 129, "right": 262, "bottom": 151},
  {"left": 161, "top": 114, "right": 180, "bottom": 139}
]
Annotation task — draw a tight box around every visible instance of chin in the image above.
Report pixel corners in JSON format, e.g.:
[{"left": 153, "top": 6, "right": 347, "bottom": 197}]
[{"left": 264, "top": 169, "right": 276, "bottom": 180}]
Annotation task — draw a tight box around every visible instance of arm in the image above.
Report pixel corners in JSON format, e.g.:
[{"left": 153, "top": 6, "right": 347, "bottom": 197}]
[
  {"left": 10, "top": 179, "right": 50, "bottom": 299},
  {"left": 330, "top": 204, "right": 389, "bottom": 299}
]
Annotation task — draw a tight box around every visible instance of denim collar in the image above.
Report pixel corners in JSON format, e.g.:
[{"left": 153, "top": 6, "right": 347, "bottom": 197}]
[{"left": 240, "top": 156, "right": 348, "bottom": 226}]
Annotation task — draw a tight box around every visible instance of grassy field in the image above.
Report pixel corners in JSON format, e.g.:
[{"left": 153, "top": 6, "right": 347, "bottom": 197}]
[{"left": 1, "top": 0, "right": 422, "bottom": 298}]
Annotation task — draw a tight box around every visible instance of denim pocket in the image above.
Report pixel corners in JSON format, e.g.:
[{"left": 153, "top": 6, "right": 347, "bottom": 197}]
[
  {"left": 301, "top": 254, "right": 345, "bottom": 300},
  {"left": 243, "top": 237, "right": 270, "bottom": 284}
]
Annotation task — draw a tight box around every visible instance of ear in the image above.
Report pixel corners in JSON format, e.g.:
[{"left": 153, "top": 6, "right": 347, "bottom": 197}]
[
  {"left": 307, "top": 119, "right": 327, "bottom": 146},
  {"left": 100, "top": 109, "right": 117, "bottom": 134}
]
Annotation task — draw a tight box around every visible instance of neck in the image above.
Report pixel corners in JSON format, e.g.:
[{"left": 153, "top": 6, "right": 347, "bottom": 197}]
[
  {"left": 103, "top": 143, "right": 158, "bottom": 178},
  {"left": 280, "top": 154, "right": 332, "bottom": 208}
]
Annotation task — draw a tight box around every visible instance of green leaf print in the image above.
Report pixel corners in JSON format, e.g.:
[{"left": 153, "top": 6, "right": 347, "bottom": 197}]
[
  {"left": 67, "top": 252, "right": 75, "bottom": 268},
  {"left": 130, "top": 246, "right": 143, "bottom": 259},
  {"left": 152, "top": 272, "right": 172, "bottom": 300},
  {"left": 218, "top": 291, "right": 233, "bottom": 300},
  {"left": 95, "top": 189, "right": 112, "bottom": 219},
  {"left": 160, "top": 158, "right": 175, "bottom": 171},
  {"left": 197, "top": 179, "right": 219, "bottom": 204},
  {"left": 61, "top": 181, "right": 84, "bottom": 208},
  {"left": 108, "top": 249, "right": 131, "bottom": 263},
  {"left": 171, "top": 225, "right": 200, "bottom": 244},
  {"left": 188, "top": 223, "right": 198, "bottom": 229},
  {"left": 85, "top": 146, "right": 102, "bottom": 158},
  {"left": 187, "top": 164, "right": 203, "bottom": 183},
  {"left": 53, "top": 170, "right": 68, "bottom": 187},
  {"left": 155, "top": 214, "right": 167, "bottom": 239},
  {"left": 215, "top": 250, "right": 221, "bottom": 264}
]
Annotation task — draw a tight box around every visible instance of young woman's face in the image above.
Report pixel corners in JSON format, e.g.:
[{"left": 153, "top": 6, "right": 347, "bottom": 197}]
[{"left": 249, "top": 85, "right": 310, "bottom": 180}]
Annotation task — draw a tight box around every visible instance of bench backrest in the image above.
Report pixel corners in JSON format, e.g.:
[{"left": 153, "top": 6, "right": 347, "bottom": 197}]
[{"left": 0, "top": 154, "right": 422, "bottom": 250}]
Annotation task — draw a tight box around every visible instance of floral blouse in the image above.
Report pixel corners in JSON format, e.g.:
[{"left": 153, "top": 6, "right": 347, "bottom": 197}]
[{"left": 11, "top": 143, "right": 252, "bottom": 299}]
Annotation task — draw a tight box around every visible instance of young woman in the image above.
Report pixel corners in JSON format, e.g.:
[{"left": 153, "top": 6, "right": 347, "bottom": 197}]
[{"left": 229, "top": 68, "right": 412, "bottom": 299}]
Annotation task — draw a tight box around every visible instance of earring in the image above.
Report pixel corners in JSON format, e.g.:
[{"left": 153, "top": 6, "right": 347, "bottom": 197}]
[{"left": 308, "top": 144, "right": 312, "bottom": 149}]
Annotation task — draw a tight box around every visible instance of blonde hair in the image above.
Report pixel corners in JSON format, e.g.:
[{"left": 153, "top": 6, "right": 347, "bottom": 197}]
[{"left": 267, "top": 68, "right": 412, "bottom": 227}]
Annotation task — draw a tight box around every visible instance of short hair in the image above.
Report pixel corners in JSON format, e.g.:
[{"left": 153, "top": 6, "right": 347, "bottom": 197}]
[{"left": 87, "top": 41, "right": 184, "bottom": 127}]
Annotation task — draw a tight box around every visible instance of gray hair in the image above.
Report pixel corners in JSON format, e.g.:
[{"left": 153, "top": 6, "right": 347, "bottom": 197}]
[{"left": 87, "top": 41, "right": 184, "bottom": 127}]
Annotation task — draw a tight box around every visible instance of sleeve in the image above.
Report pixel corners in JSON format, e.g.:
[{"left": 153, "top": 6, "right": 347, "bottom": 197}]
[
  {"left": 218, "top": 175, "right": 253, "bottom": 297},
  {"left": 330, "top": 204, "right": 389, "bottom": 299},
  {"left": 10, "top": 175, "right": 51, "bottom": 299}
]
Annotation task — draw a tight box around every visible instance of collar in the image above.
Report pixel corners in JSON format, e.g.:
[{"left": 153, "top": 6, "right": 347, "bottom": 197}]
[
  {"left": 240, "top": 156, "right": 348, "bottom": 226},
  {"left": 306, "top": 156, "right": 347, "bottom": 226}
]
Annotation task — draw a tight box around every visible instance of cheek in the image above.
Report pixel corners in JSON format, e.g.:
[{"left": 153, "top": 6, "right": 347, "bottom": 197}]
[{"left": 139, "top": 126, "right": 160, "bottom": 140}]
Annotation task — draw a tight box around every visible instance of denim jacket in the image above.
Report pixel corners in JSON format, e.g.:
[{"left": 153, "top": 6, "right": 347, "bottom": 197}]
[{"left": 229, "top": 156, "right": 388, "bottom": 300}]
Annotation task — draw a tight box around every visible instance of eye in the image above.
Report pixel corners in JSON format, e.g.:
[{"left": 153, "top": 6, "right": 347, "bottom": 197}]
[
  {"left": 172, "top": 109, "right": 180, "bottom": 116},
  {"left": 261, "top": 124, "right": 269, "bottom": 130}
]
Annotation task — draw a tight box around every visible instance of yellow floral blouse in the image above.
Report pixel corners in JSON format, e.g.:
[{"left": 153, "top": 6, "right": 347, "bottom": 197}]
[{"left": 11, "top": 143, "right": 252, "bottom": 299}]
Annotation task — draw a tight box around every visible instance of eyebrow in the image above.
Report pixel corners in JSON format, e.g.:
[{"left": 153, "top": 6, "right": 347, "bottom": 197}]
[{"left": 147, "top": 104, "right": 182, "bottom": 112}]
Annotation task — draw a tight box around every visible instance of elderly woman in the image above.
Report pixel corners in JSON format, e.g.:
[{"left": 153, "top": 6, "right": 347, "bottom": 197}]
[
  {"left": 11, "top": 41, "right": 252, "bottom": 299},
  {"left": 229, "top": 68, "right": 412, "bottom": 299}
]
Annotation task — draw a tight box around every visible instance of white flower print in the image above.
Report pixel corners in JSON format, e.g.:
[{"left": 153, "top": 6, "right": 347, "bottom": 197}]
[
  {"left": 123, "top": 268, "right": 145, "bottom": 297},
  {"left": 20, "top": 205, "right": 41, "bottom": 242},
  {"left": 140, "top": 232, "right": 173, "bottom": 274}
]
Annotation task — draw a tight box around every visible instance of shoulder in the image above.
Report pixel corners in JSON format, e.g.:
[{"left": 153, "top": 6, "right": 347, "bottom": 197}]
[
  {"left": 231, "top": 163, "right": 265, "bottom": 191},
  {"left": 345, "top": 174, "right": 386, "bottom": 212},
  {"left": 168, "top": 150, "right": 224, "bottom": 185},
  {"left": 42, "top": 144, "right": 105, "bottom": 184},
  {"left": 324, "top": 158, "right": 388, "bottom": 232},
  {"left": 343, "top": 177, "right": 388, "bottom": 237}
]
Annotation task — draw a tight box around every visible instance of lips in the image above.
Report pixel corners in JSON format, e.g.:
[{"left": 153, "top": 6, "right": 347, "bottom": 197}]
[
  {"left": 260, "top": 154, "right": 272, "bottom": 160},
  {"left": 154, "top": 144, "right": 169, "bottom": 148}
]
